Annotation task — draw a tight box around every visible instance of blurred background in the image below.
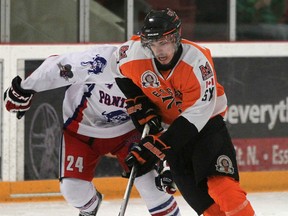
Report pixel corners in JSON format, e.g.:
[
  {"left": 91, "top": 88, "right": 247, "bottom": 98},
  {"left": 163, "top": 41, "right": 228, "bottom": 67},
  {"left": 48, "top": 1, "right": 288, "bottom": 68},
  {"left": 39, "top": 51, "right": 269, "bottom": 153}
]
[{"left": 2, "top": 0, "right": 288, "bottom": 43}]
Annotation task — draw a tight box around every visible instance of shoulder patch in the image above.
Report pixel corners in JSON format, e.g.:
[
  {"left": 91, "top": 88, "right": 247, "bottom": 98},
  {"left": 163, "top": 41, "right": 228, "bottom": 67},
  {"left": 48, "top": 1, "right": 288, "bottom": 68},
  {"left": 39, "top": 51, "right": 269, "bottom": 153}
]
[
  {"left": 141, "top": 71, "right": 160, "bottom": 88},
  {"left": 199, "top": 62, "right": 213, "bottom": 80},
  {"left": 119, "top": 45, "right": 129, "bottom": 61}
]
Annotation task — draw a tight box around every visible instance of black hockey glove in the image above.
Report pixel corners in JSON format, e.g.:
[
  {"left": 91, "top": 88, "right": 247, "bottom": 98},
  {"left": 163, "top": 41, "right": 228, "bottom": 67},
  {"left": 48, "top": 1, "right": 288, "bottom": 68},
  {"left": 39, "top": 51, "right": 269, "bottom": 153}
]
[
  {"left": 4, "top": 76, "right": 35, "bottom": 117},
  {"left": 155, "top": 160, "right": 177, "bottom": 194},
  {"left": 126, "top": 95, "right": 163, "bottom": 135},
  {"left": 125, "top": 135, "right": 170, "bottom": 176}
]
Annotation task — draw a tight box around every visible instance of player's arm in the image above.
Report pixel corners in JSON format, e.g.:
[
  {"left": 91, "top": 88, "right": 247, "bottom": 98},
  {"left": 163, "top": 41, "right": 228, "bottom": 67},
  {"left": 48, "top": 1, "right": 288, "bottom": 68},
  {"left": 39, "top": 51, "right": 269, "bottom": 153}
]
[
  {"left": 161, "top": 63, "right": 217, "bottom": 152},
  {"left": 20, "top": 55, "right": 76, "bottom": 91},
  {"left": 22, "top": 45, "right": 115, "bottom": 92},
  {"left": 115, "top": 77, "right": 163, "bottom": 135},
  {"left": 124, "top": 96, "right": 211, "bottom": 172},
  {"left": 125, "top": 58, "right": 218, "bottom": 168},
  {"left": 115, "top": 77, "right": 143, "bottom": 99},
  {"left": 3, "top": 55, "right": 74, "bottom": 118}
]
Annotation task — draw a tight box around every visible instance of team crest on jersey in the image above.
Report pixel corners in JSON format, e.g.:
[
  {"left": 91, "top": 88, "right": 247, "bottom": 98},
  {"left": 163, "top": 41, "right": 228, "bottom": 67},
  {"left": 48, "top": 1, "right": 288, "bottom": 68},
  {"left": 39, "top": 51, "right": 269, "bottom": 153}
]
[
  {"left": 141, "top": 71, "right": 160, "bottom": 88},
  {"left": 215, "top": 155, "right": 234, "bottom": 174},
  {"left": 58, "top": 63, "right": 73, "bottom": 80},
  {"left": 199, "top": 62, "right": 213, "bottom": 80},
  {"left": 119, "top": 45, "right": 129, "bottom": 61},
  {"left": 81, "top": 54, "right": 107, "bottom": 74},
  {"left": 102, "top": 110, "right": 130, "bottom": 123}
]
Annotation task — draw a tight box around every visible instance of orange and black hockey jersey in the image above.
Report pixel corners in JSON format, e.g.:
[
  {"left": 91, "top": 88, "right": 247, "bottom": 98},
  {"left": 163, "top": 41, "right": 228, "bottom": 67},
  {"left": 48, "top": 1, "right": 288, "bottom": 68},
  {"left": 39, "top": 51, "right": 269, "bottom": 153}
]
[{"left": 113, "top": 36, "right": 227, "bottom": 133}]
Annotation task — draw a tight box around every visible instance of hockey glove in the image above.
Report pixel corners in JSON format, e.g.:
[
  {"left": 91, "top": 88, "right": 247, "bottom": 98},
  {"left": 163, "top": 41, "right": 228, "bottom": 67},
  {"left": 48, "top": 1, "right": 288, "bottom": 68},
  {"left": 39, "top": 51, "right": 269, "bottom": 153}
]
[
  {"left": 126, "top": 95, "right": 163, "bottom": 135},
  {"left": 125, "top": 135, "right": 170, "bottom": 176},
  {"left": 4, "top": 76, "right": 35, "bottom": 114},
  {"left": 155, "top": 160, "right": 177, "bottom": 194}
]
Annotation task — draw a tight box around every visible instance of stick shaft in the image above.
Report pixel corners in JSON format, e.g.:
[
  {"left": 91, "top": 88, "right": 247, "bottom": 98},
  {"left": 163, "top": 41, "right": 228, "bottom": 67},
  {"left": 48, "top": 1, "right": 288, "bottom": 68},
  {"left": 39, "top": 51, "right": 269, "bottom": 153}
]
[{"left": 118, "top": 124, "right": 150, "bottom": 216}]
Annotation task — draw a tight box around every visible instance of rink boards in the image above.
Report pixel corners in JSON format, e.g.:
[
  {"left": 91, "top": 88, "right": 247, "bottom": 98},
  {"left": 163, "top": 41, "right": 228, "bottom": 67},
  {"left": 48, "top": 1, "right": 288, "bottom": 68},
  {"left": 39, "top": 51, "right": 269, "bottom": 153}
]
[{"left": 0, "top": 170, "right": 288, "bottom": 202}]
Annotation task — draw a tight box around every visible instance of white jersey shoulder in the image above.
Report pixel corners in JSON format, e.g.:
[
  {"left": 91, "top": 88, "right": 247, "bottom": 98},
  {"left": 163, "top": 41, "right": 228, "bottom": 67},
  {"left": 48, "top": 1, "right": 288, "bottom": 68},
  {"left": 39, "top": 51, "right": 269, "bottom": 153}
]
[
  {"left": 112, "top": 38, "right": 152, "bottom": 79},
  {"left": 21, "top": 45, "right": 118, "bottom": 91},
  {"left": 22, "top": 45, "right": 135, "bottom": 138}
]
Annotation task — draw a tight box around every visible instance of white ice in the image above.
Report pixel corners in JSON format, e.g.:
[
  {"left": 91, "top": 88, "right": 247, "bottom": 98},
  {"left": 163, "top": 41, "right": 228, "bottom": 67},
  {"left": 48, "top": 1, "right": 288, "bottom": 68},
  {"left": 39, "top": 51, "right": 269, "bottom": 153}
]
[{"left": 0, "top": 192, "right": 287, "bottom": 216}]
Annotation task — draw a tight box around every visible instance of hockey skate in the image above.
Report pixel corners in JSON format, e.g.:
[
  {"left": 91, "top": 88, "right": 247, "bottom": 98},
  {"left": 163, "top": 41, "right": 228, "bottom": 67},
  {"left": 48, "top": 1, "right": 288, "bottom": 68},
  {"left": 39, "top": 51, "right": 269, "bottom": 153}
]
[{"left": 79, "top": 191, "right": 103, "bottom": 216}]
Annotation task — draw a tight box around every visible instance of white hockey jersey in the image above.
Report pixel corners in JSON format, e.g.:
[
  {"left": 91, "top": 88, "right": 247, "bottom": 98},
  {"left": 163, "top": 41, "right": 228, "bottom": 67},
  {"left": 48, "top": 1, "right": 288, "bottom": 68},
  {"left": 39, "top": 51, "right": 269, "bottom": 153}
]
[{"left": 21, "top": 45, "right": 135, "bottom": 138}]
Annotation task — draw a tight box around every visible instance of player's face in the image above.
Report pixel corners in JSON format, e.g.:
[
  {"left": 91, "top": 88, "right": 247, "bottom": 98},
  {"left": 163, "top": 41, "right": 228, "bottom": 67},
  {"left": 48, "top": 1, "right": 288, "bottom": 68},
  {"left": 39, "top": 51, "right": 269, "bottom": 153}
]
[{"left": 149, "top": 38, "right": 176, "bottom": 65}]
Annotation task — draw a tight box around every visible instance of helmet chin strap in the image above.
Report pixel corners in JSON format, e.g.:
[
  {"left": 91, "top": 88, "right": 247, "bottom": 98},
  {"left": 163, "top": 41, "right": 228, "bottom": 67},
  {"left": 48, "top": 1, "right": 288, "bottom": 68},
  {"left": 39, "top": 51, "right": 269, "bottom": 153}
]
[{"left": 154, "top": 44, "right": 183, "bottom": 71}]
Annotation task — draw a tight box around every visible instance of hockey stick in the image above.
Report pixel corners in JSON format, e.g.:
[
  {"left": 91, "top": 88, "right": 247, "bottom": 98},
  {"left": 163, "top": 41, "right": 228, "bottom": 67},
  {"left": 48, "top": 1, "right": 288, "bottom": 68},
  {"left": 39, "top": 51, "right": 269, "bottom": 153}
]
[{"left": 118, "top": 124, "right": 150, "bottom": 216}]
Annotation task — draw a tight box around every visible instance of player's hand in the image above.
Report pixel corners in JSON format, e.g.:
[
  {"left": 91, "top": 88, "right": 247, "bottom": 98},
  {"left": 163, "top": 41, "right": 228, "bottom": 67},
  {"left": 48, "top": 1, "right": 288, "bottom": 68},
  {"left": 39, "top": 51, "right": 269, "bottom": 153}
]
[
  {"left": 125, "top": 136, "right": 170, "bottom": 176},
  {"left": 126, "top": 95, "right": 163, "bottom": 135},
  {"left": 146, "top": 115, "right": 163, "bottom": 135},
  {"left": 155, "top": 160, "right": 177, "bottom": 194},
  {"left": 4, "top": 76, "right": 35, "bottom": 115}
]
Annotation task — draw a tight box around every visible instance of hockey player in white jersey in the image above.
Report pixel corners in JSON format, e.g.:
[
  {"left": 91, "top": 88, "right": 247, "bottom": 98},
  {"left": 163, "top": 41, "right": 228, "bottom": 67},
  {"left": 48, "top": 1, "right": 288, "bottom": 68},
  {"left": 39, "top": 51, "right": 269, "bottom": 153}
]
[{"left": 3, "top": 45, "right": 181, "bottom": 216}]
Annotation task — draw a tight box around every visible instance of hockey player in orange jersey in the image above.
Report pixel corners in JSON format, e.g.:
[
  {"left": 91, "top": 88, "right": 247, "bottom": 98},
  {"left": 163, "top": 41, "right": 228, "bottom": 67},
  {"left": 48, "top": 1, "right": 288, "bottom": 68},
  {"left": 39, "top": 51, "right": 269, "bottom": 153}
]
[{"left": 113, "top": 8, "right": 256, "bottom": 216}]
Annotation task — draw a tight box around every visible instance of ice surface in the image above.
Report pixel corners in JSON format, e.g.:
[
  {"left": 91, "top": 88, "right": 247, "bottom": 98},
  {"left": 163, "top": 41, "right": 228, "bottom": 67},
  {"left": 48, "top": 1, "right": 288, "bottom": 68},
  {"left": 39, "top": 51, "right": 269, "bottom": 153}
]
[{"left": 0, "top": 192, "right": 287, "bottom": 216}]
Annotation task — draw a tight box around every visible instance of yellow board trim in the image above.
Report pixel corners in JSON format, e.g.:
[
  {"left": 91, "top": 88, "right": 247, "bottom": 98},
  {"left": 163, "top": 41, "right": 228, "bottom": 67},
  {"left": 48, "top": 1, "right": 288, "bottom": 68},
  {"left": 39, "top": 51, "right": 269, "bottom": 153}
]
[{"left": 1, "top": 171, "right": 288, "bottom": 203}]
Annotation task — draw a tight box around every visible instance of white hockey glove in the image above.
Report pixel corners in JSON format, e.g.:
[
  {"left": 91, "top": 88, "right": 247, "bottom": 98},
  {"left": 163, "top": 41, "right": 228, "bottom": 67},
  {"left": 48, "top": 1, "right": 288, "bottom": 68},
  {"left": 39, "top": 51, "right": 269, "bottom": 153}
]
[
  {"left": 4, "top": 76, "right": 35, "bottom": 118},
  {"left": 155, "top": 160, "right": 177, "bottom": 194}
]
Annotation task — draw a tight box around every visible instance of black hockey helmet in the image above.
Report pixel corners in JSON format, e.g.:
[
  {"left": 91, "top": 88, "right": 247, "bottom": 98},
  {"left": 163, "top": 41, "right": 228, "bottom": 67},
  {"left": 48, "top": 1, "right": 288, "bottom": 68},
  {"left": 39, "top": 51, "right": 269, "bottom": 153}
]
[{"left": 140, "top": 8, "right": 182, "bottom": 47}]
